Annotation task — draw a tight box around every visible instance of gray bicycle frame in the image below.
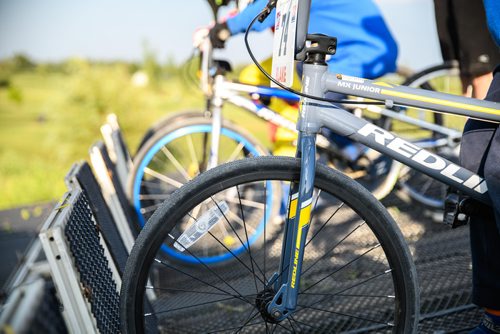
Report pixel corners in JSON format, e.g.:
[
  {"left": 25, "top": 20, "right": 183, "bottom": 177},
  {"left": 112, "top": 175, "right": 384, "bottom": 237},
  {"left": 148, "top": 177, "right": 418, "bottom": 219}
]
[
  {"left": 202, "top": 38, "right": 463, "bottom": 169},
  {"left": 266, "top": 0, "right": 499, "bottom": 321}
]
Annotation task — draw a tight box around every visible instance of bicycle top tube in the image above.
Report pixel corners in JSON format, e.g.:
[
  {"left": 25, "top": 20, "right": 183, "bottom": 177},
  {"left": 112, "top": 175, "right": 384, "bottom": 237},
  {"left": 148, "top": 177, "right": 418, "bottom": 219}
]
[{"left": 324, "top": 73, "right": 500, "bottom": 123}]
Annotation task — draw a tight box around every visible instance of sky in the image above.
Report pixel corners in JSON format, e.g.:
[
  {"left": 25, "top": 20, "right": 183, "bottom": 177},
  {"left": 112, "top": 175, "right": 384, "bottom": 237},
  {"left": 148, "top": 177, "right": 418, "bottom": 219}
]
[{"left": 0, "top": 0, "right": 443, "bottom": 71}]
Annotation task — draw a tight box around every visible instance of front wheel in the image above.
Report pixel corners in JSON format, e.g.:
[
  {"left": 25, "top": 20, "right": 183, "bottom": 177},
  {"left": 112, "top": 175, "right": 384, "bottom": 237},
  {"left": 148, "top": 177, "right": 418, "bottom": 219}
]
[{"left": 121, "top": 157, "right": 419, "bottom": 333}]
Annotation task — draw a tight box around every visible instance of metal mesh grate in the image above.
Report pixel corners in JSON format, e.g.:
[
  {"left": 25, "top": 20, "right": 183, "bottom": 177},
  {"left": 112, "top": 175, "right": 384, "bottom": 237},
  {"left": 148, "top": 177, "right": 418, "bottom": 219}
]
[
  {"left": 72, "top": 162, "right": 129, "bottom": 274},
  {"left": 388, "top": 197, "right": 481, "bottom": 333},
  {"left": 64, "top": 192, "right": 120, "bottom": 333}
]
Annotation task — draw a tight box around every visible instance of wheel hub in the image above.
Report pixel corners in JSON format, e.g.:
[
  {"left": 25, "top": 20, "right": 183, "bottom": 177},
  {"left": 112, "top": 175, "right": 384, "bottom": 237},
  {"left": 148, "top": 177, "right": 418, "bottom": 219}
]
[{"left": 255, "top": 288, "right": 281, "bottom": 324}]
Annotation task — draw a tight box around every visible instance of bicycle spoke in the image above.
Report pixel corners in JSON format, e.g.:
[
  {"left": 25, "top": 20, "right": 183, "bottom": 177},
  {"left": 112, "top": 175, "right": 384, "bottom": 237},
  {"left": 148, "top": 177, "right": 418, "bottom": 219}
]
[
  {"left": 210, "top": 194, "right": 266, "bottom": 283},
  {"left": 165, "top": 235, "right": 256, "bottom": 301},
  {"left": 329, "top": 269, "right": 393, "bottom": 297},
  {"left": 207, "top": 230, "right": 266, "bottom": 286},
  {"left": 153, "top": 258, "right": 238, "bottom": 300},
  {"left": 145, "top": 296, "right": 238, "bottom": 316},
  {"left": 299, "top": 292, "right": 395, "bottom": 299},
  {"left": 298, "top": 268, "right": 394, "bottom": 310},
  {"left": 276, "top": 322, "right": 294, "bottom": 333},
  {"left": 146, "top": 286, "right": 237, "bottom": 297},
  {"left": 224, "top": 196, "right": 265, "bottom": 209},
  {"left": 225, "top": 210, "right": 257, "bottom": 234},
  {"left": 289, "top": 315, "right": 315, "bottom": 330},
  {"left": 225, "top": 142, "right": 245, "bottom": 163},
  {"left": 309, "top": 189, "right": 322, "bottom": 220},
  {"left": 297, "top": 304, "right": 394, "bottom": 327},
  {"left": 302, "top": 221, "right": 366, "bottom": 275},
  {"left": 234, "top": 309, "right": 260, "bottom": 334},
  {"left": 306, "top": 202, "right": 345, "bottom": 247},
  {"left": 237, "top": 184, "right": 261, "bottom": 294},
  {"left": 139, "top": 193, "right": 170, "bottom": 201},
  {"left": 161, "top": 146, "right": 192, "bottom": 182},
  {"left": 302, "top": 242, "right": 381, "bottom": 292},
  {"left": 144, "top": 167, "right": 184, "bottom": 188},
  {"left": 186, "top": 134, "right": 200, "bottom": 175},
  {"left": 208, "top": 320, "right": 266, "bottom": 334},
  {"left": 151, "top": 151, "right": 168, "bottom": 166},
  {"left": 140, "top": 202, "right": 163, "bottom": 214},
  {"left": 286, "top": 318, "right": 298, "bottom": 333},
  {"left": 140, "top": 180, "right": 170, "bottom": 190}
]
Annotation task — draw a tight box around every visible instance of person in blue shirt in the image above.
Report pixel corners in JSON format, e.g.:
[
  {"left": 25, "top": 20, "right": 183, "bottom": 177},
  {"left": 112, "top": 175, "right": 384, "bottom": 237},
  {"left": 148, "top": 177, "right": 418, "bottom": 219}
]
[{"left": 209, "top": 0, "right": 398, "bottom": 79}]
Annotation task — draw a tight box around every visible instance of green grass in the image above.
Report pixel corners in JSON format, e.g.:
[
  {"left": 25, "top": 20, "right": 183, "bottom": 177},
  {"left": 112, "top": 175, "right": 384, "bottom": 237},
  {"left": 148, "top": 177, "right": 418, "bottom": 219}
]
[{"left": 0, "top": 65, "right": 271, "bottom": 209}]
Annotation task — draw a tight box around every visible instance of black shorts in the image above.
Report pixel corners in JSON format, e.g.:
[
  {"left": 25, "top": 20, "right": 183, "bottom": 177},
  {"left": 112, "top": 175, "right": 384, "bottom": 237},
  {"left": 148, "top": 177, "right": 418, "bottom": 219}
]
[{"left": 434, "top": 0, "right": 500, "bottom": 78}]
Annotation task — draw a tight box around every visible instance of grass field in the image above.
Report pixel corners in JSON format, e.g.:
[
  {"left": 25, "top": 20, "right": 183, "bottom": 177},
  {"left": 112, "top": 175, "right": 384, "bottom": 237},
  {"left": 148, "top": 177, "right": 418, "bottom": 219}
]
[{"left": 0, "top": 62, "right": 270, "bottom": 209}]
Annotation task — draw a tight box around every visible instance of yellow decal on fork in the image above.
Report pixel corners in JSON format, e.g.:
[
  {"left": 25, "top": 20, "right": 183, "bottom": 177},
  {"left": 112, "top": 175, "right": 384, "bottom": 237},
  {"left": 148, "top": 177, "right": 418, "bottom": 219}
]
[
  {"left": 290, "top": 201, "right": 312, "bottom": 289},
  {"left": 296, "top": 204, "right": 312, "bottom": 248},
  {"left": 288, "top": 193, "right": 299, "bottom": 219}
]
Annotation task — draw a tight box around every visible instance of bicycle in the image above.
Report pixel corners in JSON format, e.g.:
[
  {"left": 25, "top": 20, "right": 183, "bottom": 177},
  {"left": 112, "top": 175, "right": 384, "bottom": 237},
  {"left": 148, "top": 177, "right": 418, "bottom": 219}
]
[
  {"left": 128, "top": 33, "right": 463, "bottom": 265},
  {"left": 120, "top": 0, "right": 499, "bottom": 332}
]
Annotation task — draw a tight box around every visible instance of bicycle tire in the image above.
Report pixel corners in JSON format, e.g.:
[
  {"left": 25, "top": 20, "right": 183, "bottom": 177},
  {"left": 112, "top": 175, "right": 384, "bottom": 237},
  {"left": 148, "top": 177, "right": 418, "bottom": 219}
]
[
  {"left": 121, "top": 156, "right": 419, "bottom": 333},
  {"left": 397, "top": 61, "right": 462, "bottom": 208},
  {"left": 128, "top": 115, "right": 275, "bottom": 265}
]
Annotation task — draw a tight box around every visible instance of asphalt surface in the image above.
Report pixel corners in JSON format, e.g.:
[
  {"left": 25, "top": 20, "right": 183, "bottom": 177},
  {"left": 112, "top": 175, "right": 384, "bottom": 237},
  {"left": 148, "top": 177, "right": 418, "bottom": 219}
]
[{"left": 0, "top": 202, "right": 54, "bottom": 289}]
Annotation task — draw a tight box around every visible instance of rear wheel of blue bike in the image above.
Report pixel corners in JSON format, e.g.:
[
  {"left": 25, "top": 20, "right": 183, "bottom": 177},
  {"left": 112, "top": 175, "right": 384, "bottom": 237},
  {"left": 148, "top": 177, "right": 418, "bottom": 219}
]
[
  {"left": 121, "top": 157, "right": 419, "bottom": 333},
  {"left": 128, "top": 116, "right": 276, "bottom": 265}
]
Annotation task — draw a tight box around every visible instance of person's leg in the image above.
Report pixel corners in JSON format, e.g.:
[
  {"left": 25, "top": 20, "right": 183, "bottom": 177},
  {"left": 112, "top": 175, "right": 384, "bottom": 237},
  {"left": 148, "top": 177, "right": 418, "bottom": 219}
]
[{"left": 462, "top": 69, "right": 500, "bottom": 333}]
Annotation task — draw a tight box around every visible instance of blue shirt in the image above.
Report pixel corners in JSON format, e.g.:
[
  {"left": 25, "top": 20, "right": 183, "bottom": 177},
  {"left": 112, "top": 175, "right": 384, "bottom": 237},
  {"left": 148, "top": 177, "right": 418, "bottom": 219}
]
[
  {"left": 483, "top": 0, "right": 500, "bottom": 47},
  {"left": 226, "top": 0, "right": 398, "bottom": 79}
]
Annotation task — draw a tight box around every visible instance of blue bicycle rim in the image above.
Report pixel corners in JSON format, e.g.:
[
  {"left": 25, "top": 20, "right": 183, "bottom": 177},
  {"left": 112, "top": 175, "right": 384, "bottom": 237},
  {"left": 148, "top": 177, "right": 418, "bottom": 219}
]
[{"left": 133, "top": 124, "right": 273, "bottom": 264}]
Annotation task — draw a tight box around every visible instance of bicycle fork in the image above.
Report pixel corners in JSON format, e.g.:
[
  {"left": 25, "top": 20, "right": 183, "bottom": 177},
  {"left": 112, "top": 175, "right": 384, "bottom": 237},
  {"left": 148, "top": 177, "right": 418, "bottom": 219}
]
[
  {"left": 264, "top": 65, "right": 328, "bottom": 322},
  {"left": 260, "top": 34, "right": 334, "bottom": 321},
  {"left": 265, "top": 132, "right": 317, "bottom": 321}
]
